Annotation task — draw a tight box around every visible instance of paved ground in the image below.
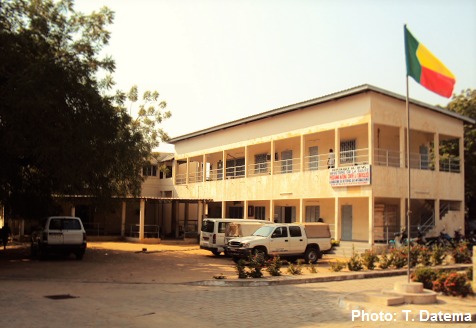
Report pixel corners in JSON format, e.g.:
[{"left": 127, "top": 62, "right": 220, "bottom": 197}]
[{"left": 0, "top": 242, "right": 474, "bottom": 328}]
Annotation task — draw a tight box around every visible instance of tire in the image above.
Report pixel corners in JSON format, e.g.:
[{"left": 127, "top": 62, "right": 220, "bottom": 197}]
[
  {"left": 31, "top": 242, "right": 38, "bottom": 257},
  {"left": 212, "top": 251, "right": 221, "bottom": 256},
  {"left": 232, "top": 255, "right": 240, "bottom": 264},
  {"left": 75, "top": 253, "right": 84, "bottom": 260},
  {"left": 304, "top": 247, "right": 320, "bottom": 264},
  {"left": 253, "top": 247, "right": 268, "bottom": 260}
]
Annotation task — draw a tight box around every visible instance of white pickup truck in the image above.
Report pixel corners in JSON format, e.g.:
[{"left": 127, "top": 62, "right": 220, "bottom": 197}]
[{"left": 225, "top": 223, "right": 332, "bottom": 263}]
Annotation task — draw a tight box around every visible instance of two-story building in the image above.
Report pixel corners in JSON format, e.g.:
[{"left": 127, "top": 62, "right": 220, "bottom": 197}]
[{"left": 168, "top": 84, "right": 473, "bottom": 245}]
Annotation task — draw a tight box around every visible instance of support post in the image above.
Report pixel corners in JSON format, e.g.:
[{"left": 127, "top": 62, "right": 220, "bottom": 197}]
[
  {"left": 269, "top": 200, "right": 274, "bottom": 222},
  {"left": 369, "top": 195, "right": 374, "bottom": 246},
  {"left": 335, "top": 197, "right": 340, "bottom": 240},
  {"left": 70, "top": 206, "right": 75, "bottom": 217},
  {"left": 139, "top": 199, "right": 145, "bottom": 241},
  {"left": 299, "top": 198, "right": 304, "bottom": 223},
  {"left": 400, "top": 126, "right": 406, "bottom": 168},
  {"left": 121, "top": 201, "right": 126, "bottom": 237},
  {"left": 221, "top": 201, "right": 226, "bottom": 218},
  {"left": 434, "top": 133, "right": 439, "bottom": 172},
  {"left": 334, "top": 128, "right": 340, "bottom": 168},
  {"left": 244, "top": 200, "right": 248, "bottom": 219}
]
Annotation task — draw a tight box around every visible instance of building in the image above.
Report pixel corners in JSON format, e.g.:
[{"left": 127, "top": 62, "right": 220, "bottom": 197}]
[{"left": 168, "top": 84, "right": 474, "bottom": 245}]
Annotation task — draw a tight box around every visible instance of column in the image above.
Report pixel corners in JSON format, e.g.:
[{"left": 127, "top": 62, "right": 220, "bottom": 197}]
[
  {"left": 184, "top": 203, "right": 189, "bottom": 238},
  {"left": 139, "top": 199, "right": 145, "bottom": 241},
  {"left": 334, "top": 128, "right": 340, "bottom": 168},
  {"left": 221, "top": 201, "right": 226, "bottom": 218},
  {"left": 368, "top": 195, "right": 374, "bottom": 245},
  {"left": 20, "top": 220, "right": 24, "bottom": 237},
  {"left": 203, "top": 154, "right": 207, "bottom": 182},
  {"left": 70, "top": 206, "right": 75, "bottom": 217},
  {"left": 300, "top": 135, "right": 305, "bottom": 172},
  {"left": 334, "top": 197, "right": 340, "bottom": 240},
  {"left": 121, "top": 201, "right": 126, "bottom": 237},
  {"left": 173, "top": 159, "right": 178, "bottom": 185},
  {"left": 400, "top": 126, "right": 405, "bottom": 168},
  {"left": 368, "top": 122, "right": 374, "bottom": 165},
  {"left": 269, "top": 200, "right": 274, "bottom": 222},
  {"left": 299, "top": 198, "right": 304, "bottom": 223},
  {"left": 400, "top": 198, "right": 406, "bottom": 229},
  {"left": 186, "top": 158, "right": 190, "bottom": 184},
  {"left": 435, "top": 199, "right": 440, "bottom": 222},
  {"left": 270, "top": 140, "right": 275, "bottom": 175},
  {"left": 244, "top": 145, "right": 248, "bottom": 178},
  {"left": 244, "top": 200, "right": 248, "bottom": 219},
  {"left": 434, "top": 133, "right": 439, "bottom": 171}
]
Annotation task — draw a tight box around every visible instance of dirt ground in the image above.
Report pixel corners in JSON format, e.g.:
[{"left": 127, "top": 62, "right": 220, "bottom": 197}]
[{"left": 0, "top": 241, "right": 347, "bottom": 283}]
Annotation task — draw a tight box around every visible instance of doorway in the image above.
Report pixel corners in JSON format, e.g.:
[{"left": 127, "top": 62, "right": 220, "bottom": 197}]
[{"left": 341, "top": 205, "right": 353, "bottom": 240}]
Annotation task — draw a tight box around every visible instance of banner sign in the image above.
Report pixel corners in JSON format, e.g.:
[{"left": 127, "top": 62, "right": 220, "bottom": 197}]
[{"left": 330, "top": 165, "right": 371, "bottom": 187}]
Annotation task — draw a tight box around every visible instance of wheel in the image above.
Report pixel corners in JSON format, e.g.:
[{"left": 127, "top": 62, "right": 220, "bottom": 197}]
[
  {"left": 30, "top": 242, "right": 38, "bottom": 257},
  {"left": 223, "top": 249, "right": 230, "bottom": 257},
  {"left": 304, "top": 247, "right": 320, "bottom": 264},
  {"left": 212, "top": 251, "right": 221, "bottom": 256},
  {"left": 75, "top": 253, "right": 84, "bottom": 260},
  {"left": 253, "top": 247, "right": 268, "bottom": 260},
  {"left": 232, "top": 255, "right": 240, "bottom": 263}
]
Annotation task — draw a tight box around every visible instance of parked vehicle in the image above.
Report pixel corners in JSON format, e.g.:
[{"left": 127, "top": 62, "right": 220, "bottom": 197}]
[
  {"left": 389, "top": 228, "right": 407, "bottom": 249},
  {"left": 200, "top": 218, "right": 271, "bottom": 256},
  {"left": 224, "top": 222, "right": 332, "bottom": 264},
  {"left": 437, "top": 228, "right": 453, "bottom": 248},
  {"left": 224, "top": 222, "right": 267, "bottom": 248},
  {"left": 31, "top": 216, "right": 87, "bottom": 260}
]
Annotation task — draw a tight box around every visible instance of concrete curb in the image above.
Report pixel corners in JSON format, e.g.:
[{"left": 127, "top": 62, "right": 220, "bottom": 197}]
[{"left": 185, "top": 264, "right": 472, "bottom": 287}]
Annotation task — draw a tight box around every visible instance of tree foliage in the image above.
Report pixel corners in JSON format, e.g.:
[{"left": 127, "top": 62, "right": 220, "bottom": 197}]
[
  {"left": 0, "top": 0, "right": 168, "bottom": 219},
  {"left": 446, "top": 89, "right": 476, "bottom": 220}
]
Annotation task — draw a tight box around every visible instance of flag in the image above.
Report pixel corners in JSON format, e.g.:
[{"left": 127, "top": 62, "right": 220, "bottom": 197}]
[{"left": 404, "top": 26, "right": 456, "bottom": 98}]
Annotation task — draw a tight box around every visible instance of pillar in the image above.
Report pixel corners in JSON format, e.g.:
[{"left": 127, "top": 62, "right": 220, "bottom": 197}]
[
  {"left": 20, "top": 220, "right": 24, "bottom": 236},
  {"left": 121, "top": 201, "right": 126, "bottom": 237},
  {"left": 369, "top": 195, "right": 374, "bottom": 245},
  {"left": 244, "top": 200, "right": 248, "bottom": 219},
  {"left": 334, "top": 128, "right": 340, "bottom": 168},
  {"left": 400, "top": 198, "right": 406, "bottom": 230},
  {"left": 270, "top": 140, "right": 275, "bottom": 175},
  {"left": 203, "top": 154, "right": 207, "bottom": 182},
  {"left": 400, "top": 126, "right": 405, "bottom": 168},
  {"left": 334, "top": 197, "right": 340, "bottom": 240},
  {"left": 434, "top": 133, "right": 439, "bottom": 171},
  {"left": 299, "top": 198, "right": 304, "bottom": 223},
  {"left": 270, "top": 200, "right": 274, "bottom": 222},
  {"left": 70, "top": 206, "right": 75, "bottom": 217},
  {"left": 244, "top": 145, "right": 248, "bottom": 178},
  {"left": 184, "top": 203, "right": 189, "bottom": 238},
  {"left": 300, "top": 135, "right": 305, "bottom": 172},
  {"left": 368, "top": 122, "right": 374, "bottom": 164},
  {"left": 222, "top": 201, "right": 226, "bottom": 218},
  {"left": 139, "top": 199, "right": 145, "bottom": 241},
  {"left": 435, "top": 199, "right": 440, "bottom": 222},
  {"left": 186, "top": 158, "right": 190, "bottom": 184}
]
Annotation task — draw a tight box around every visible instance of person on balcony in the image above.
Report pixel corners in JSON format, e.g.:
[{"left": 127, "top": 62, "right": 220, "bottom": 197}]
[{"left": 328, "top": 149, "right": 335, "bottom": 169}]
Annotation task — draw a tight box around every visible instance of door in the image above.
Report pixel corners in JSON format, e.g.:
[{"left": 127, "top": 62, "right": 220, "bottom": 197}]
[
  {"left": 62, "top": 218, "right": 84, "bottom": 245},
  {"left": 288, "top": 225, "right": 306, "bottom": 253},
  {"left": 281, "top": 150, "right": 293, "bottom": 173},
  {"left": 217, "top": 161, "right": 223, "bottom": 180},
  {"left": 269, "top": 226, "right": 290, "bottom": 253},
  {"left": 309, "top": 146, "right": 319, "bottom": 171},
  {"left": 283, "top": 206, "right": 296, "bottom": 223},
  {"left": 47, "top": 218, "right": 64, "bottom": 245},
  {"left": 341, "top": 205, "right": 353, "bottom": 241}
]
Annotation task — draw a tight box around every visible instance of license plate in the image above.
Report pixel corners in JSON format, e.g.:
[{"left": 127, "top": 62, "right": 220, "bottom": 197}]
[
  {"left": 230, "top": 248, "right": 237, "bottom": 252},
  {"left": 203, "top": 237, "right": 209, "bottom": 241}
]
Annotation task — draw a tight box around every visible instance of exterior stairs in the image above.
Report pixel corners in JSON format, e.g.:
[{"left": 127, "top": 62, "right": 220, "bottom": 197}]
[{"left": 325, "top": 241, "right": 371, "bottom": 259}]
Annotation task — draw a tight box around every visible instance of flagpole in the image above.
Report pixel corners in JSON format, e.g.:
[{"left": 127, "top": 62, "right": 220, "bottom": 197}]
[{"left": 404, "top": 24, "right": 412, "bottom": 283}]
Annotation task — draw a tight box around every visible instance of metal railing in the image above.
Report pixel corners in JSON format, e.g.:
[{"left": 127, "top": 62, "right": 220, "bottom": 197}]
[
  {"left": 304, "top": 153, "right": 333, "bottom": 171},
  {"left": 176, "top": 173, "right": 186, "bottom": 185},
  {"left": 439, "top": 156, "right": 461, "bottom": 173},
  {"left": 126, "top": 224, "right": 160, "bottom": 239},
  {"left": 374, "top": 225, "right": 401, "bottom": 243},
  {"left": 83, "top": 222, "right": 103, "bottom": 236},
  {"left": 339, "top": 148, "right": 369, "bottom": 167},
  {"left": 407, "top": 152, "right": 435, "bottom": 170},
  {"left": 248, "top": 162, "right": 270, "bottom": 176},
  {"left": 374, "top": 148, "right": 401, "bottom": 167},
  {"left": 274, "top": 158, "right": 301, "bottom": 174},
  {"left": 206, "top": 168, "right": 224, "bottom": 181},
  {"left": 225, "top": 164, "right": 246, "bottom": 179},
  {"left": 188, "top": 171, "right": 203, "bottom": 183}
]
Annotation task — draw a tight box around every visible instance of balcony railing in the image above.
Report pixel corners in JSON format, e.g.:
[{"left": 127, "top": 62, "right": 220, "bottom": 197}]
[
  {"left": 339, "top": 148, "right": 369, "bottom": 167},
  {"left": 248, "top": 161, "right": 270, "bottom": 176},
  {"left": 225, "top": 164, "right": 246, "bottom": 179},
  {"left": 206, "top": 168, "right": 224, "bottom": 181},
  {"left": 176, "top": 173, "right": 186, "bottom": 185},
  {"left": 439, "top": 156, "right": 460, "bottom": 173},
  {"left": 188, "top": 171, "right": 203, "bottom": 183},
  {"left": 374, "top": 148, "right": 401, "bottom": 167},
  {"left": 304, "top": 153, "right": 333, "bottom": 171},
  {"left": 274, "top": 158, "right": 301, "bottom": 174},
  {"left": 408, "top": 152, "right": 435, "bottom": 170}
]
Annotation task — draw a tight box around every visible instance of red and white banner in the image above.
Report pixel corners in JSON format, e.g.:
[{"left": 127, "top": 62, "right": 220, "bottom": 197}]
[{"left": 330, "top": 165, "right": 371, "bottom": 187}]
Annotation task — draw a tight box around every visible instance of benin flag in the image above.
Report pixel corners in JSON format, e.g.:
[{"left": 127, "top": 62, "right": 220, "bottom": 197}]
[{"left": 404, "top": 26, "right": 456, "bottom": 98}]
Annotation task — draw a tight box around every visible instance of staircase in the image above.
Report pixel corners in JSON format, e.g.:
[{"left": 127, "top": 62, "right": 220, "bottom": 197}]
[
  {"left": 326, "top": 241, "right": 371, "bottom": 259},
  {"left": 409, "top": 200, "right": 435, "bottom": 237}
]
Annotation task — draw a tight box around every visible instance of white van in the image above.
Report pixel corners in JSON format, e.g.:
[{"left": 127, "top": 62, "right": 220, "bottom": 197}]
[{"left": 200, "top": 218, "right": 271, "bottom": 256}]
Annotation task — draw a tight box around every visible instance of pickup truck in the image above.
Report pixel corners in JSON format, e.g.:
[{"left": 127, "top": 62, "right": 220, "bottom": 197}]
[{"left": 224, "top": 223, "right": 332, "bottom": 263}]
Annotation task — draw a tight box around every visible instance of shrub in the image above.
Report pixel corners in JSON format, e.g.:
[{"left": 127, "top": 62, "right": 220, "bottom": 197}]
[
  {"left": 466, "top": 267, "right": 473, "bottom": 281},
  {"left": 347, "top": 246, "right": 363, "bottom": 271},
  {"left": 444, "top": 272, "right": 472, "bottom": 297},
  {"left": 235, "top": 259, "right": 247, "bottom": 279},
  {"left": 329, "top": 260, "right": 345, "bottom": 272},
  {"left": 307, "top": 260, "right": 318, "bottom": 274},
  {"left": 452, "top": 242, "right": 472, "bottom": 264},
  {"left": 266, "top": 254, "right": 283, "bottom": 276},
  {"left": 213, "top": 274, "right": 226, "bottom": 279},
  {"left": 432, "top": 272, "right": 450, "bottom": 294},
  {"left": 411, "top": 267, "right": 439, "bottom": 290},
  {"left": 379, "top": 249, "right": 392, "bottom": 269},
  {"left": 287, "top": 260, "right": 303, "bottom": 275},
  {"left": 401, "top": 245, "right": 419, "bottom": 267},
  {"left": 431, "top": 244, "right": 445, "bottom": 266},
  {"left": 361, "top": 250, "right": 379, "bottom": 270},
  {"left": 247, "top": 252, "right": 266, "bottom": 278},
  {"left": 390, "top": 249, "right": 407, "bottom": 269},
  {"left": 417, "top": 246, "right": 431, "bottom": 267}
]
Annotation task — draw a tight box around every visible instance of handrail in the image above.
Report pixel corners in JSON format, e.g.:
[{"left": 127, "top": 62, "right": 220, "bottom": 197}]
[
  {"left": 225, "top": 164, "right": 246, "bottom": 179},
  {"left": 374, "top": 148, "right": 401, "bottom": 167},
  {"left": 188, "top": 171, "right": 203, "bottom": 183},
  {"left": 439, "top": 156, "right": 460, "bottom": 173},
  {"left": 176, "top": 173, "right": 186, "bottom": 185},
  {"left": 274, "top": 157, "right": 301, "bottom": 174},
  {"left": 339, "top": 148, "right": 369, "bottom": 167},
  {"left": 248, "top": 161, "right": 270, "bottom": 176},
  {"left": 206, "top": 168, "right": 224, "bottom": 181},
  {"left": 303, "top": 153, "right": 332, "bottom": 171}
]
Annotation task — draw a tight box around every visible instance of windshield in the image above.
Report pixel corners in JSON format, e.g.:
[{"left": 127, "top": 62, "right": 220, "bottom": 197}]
[
  {"left": 252, "top": 226, "right": 275, "bottom": 237},
  {"left": 201, "top": 220, "right": 214, "bottom": 233}
]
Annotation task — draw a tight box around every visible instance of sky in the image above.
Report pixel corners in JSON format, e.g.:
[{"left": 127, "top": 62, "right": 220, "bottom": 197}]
[{"left": 74, "top": 0, "right": 476, "bottom": 154}]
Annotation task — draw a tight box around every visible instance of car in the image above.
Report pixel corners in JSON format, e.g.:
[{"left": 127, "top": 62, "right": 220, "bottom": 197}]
[{"left": 31, "top": 216, "right": 87, "bottom": 260}]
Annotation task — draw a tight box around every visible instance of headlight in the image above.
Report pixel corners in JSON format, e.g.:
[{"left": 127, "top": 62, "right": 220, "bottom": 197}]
[{"left": 243, "top": 242, "right": 250, "bottom": 248}]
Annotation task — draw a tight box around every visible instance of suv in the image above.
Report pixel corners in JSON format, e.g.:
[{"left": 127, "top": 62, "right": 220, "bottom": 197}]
[{"left": 31, "top": 216, "right": 87, "bottom": 260}]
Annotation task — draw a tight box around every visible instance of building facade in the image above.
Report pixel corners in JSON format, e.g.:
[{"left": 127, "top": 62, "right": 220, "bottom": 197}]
[{"left": 168, "top": 84, "right": 473, "bottom": 245}]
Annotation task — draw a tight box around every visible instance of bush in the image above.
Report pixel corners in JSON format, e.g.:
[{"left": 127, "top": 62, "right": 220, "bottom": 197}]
[
  {"left": 361, "top": 250, "right": 379, "bottom": 270},
  {"left": 411, "top": 267, "right": 439, "bottom": 290},
  {"left": 390, "top": 249, "right": 407, "bottom": 269},
  {"left": 329, "top": 260, "right": 345, "bottom": 272},
  {"left": 266, "top": 254, "right": 283, "bottom": 276},
  {"left": 444, "top": 272, "right": 472, "bottom": 297},
  {"left": 417, "top": 246, "right": 432, "bottom": 267},
  {"left": 287, "top": 260, "right": 303, "bottom": 275},
  {"left": 347, "top": 246, "right": 363, "bottom": 271},
  {"left": 431, "top": 244, "right": 445, "bottom": 266},
  {"left": 235, "top": 259, "right": 247, "bottom": 279},
  {"left": 432, "top": 272, "right": 449, "bottom": 294},
  {"left": 379, "top": 249, "right": 392, "bottom": 269},
  {"left": 307, "top": 260, "right": 318, "bottom": 274},
  {"left": 466, "top": 267, "right": 473, "bottom": 281},
  {"left": 452, "top": 242, "right": 472, "bottom": 264},
  {"left": 247, "top": 252, "right": 266, "bottom": 278}
]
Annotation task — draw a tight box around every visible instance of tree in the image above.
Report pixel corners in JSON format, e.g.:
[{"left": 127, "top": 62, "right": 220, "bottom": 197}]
[
  {"left": 445, "top": 89, "right": 476, "bottom": 220},
  {"left": 0, "top": 0, "right": 167, "bottom": 219}
]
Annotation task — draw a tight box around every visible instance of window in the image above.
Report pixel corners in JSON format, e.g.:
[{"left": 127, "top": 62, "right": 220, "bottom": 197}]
[
  {"left": 309, "top": 146, "right": 319, "bottom": 171},
  {"left": 340, "top": 139, "right": 356, "bottom": 164},
  {"left": 255, "top": 206, "right": 266, "bottom": 220},
  {"left": 289, "top": 226, "right": 302, "bottom": 237},
  {"left": 63, "top": 219, "right": 82, "bottom": 230},
  {"left": 166, "top": 165, "right": 172, "bottom": 178},
  {"left": 272, "top": 227, "right": 288, "bottom": 238},
  {"left": 142, "top": 164, "right": 158, "bottom": 177},
  {"left": 226, "top": 158, "right": 245, "bottom": 178},
  {"left": 229, "top": 207, "right": 243, "bottom": 218},
  {"left": 255, "top": 153, "right": 268, "bottom": 174},
  {"left": 281, "top": 150, "right": 293, "bottom": 173},
  {"left": 306, "top": 206, "right": 321, "bottom": 222}
]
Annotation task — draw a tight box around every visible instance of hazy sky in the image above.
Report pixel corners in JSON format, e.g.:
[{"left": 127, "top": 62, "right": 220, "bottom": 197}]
[{"left": 74, "top": 0, "right": 476, "bottom": 153}]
